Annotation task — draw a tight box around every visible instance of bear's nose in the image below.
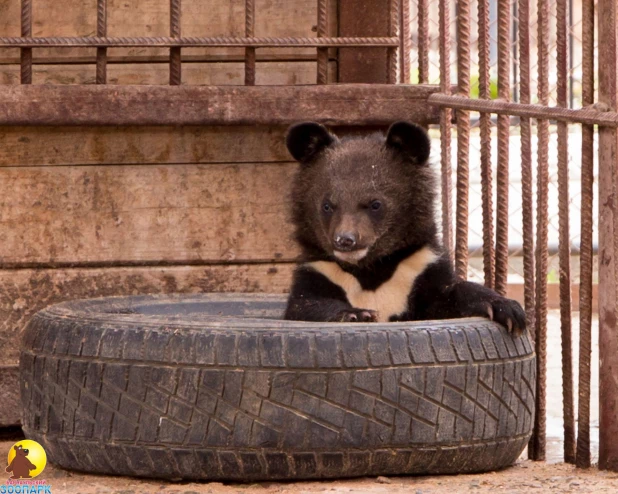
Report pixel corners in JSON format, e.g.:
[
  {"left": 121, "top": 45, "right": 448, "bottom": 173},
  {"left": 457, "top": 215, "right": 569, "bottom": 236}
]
[{"left": 334, "top": 233, "right": 357, "bottom": 251}]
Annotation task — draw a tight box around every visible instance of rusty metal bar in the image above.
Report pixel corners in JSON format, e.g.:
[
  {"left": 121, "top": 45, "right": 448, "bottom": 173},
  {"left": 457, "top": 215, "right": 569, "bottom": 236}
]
[
  {"left": 530, "top": 0, "right": 551, "bottom": 461},
  {"left": 494, "top": 0, "right": 511, "bottom": 295},
  {"left": 400, "top": 0, "right": 411, "bottom": 83},
  {"left": 0, "top": 36, "right": 400, "bottom": 48},
  {"left": 170, "top": 0, "right": 181, "bottom": 85},
  {"left": 518, "top": 0, "right": 535, "bottom": 333},
  {"left": 557, "top": 0, "right": 575, "bottom": 464},
  {"left": 245, "top": 0, "right": 256, "bottom": 85},
  {"left": 316, "top": 0, "right": 328, "bottom": 84},
  {"left": 96, "top": 0, "right": 107, "bottom": 84},
  {"left": 598, "top": 0, "right": 618, "bottom": 472},
  {"left": 439, "top": 0, "right": 453, "bottom": 260},
  {"left": 428, "top": 94, "right": 618, "bottom": 126},
  {"left": 478, "top": 0, "right": 494, "bottom": 288},
  {"left": 576, "top": 0, "right": 595, "bottom": 470},
  {"left": 418, "top": 0, "right": 429, "bottom": 83},
  {"left": 0, "top": 84, "right": 442, "bottom": 126},
  {"left": 20, "top": 0, "right": 32, "bottom": 84},
  {"left": 454, "top": 0, "right": 471, "bottom": 279},
  {"left": 387, "top": 0, "right": 400, "bottom": 83}
]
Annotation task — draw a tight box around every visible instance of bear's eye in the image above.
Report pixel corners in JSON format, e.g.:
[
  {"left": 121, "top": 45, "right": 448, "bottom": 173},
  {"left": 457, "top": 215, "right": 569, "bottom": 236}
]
[
  {"left": 322, "top": 201, "right": 333, "bottom": 213},
  {"left": 370, "top": 200, "right": 382, "bottom": 211}
]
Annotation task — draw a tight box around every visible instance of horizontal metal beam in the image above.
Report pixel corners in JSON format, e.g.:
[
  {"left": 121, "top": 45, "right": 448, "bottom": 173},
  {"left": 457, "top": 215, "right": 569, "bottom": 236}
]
[
  {"left": 0, "top": 84, "right": 441, "bottom": 126},
  {"left": 0, "top": 36, "right": 399, "bottom": 48},
  {"left": 428, "top": 93, "right": 618, "bottom": 126}
]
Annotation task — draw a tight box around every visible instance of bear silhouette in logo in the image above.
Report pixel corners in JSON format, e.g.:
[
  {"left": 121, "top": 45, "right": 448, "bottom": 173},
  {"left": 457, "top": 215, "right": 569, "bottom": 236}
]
[{"left": 5, "top": 445, "right": 36, "bottom": 479}]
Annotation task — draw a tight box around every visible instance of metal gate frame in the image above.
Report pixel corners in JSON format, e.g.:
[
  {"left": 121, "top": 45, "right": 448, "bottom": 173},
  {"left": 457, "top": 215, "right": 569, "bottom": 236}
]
[
  {"left": 425, "top": 0, "right": 613, "bottom": 471},
  {"left": 0, "top": 0, "right": 617, "bottom": 471}
]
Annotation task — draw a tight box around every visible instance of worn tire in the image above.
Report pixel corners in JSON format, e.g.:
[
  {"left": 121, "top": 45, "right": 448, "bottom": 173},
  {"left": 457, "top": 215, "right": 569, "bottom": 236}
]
[{"left": 20, "top": 293, "right": 535, "bottom": 481}]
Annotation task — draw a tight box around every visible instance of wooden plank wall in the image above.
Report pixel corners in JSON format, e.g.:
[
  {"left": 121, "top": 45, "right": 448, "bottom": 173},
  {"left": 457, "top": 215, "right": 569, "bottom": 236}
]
[{"left": 0, "top": 0, "right": 337, "bottom": 425}]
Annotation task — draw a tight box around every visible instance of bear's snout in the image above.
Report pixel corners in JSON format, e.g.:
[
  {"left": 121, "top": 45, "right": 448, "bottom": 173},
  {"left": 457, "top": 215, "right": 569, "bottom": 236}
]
[{"left": 334, "top": 232, "right": 357, "bottom": 251}]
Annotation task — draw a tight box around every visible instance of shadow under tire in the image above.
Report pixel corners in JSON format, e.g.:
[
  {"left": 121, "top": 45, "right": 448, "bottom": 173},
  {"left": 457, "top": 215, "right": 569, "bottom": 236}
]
[{"left": 20, "top": 293, "right": 536, "bottom": 481}]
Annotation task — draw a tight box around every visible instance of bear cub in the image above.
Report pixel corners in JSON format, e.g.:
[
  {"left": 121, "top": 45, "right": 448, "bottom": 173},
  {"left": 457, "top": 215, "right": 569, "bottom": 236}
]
[{"left": 284, "top": 120, "right": 526, "bottom": 334}]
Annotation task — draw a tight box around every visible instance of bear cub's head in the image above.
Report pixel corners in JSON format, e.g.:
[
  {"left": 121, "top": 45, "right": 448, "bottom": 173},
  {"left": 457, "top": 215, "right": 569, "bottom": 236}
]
[
  {"left": 287, "top": 121, "right": 437, "bottom": 266},
  {"left": 14, "top": 445, "right": 29, "bottom": 457}
]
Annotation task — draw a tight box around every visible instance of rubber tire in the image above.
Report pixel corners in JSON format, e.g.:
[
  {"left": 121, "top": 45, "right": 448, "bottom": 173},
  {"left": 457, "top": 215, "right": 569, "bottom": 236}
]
[{"left": 20, "top": 293, "right": 536, "bottom": 481}]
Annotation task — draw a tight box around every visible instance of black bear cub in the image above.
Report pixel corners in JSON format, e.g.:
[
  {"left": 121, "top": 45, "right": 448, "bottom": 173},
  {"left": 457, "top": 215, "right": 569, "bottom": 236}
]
[{"left": 284, "top": 121, "right": 526, "bottom": 334}]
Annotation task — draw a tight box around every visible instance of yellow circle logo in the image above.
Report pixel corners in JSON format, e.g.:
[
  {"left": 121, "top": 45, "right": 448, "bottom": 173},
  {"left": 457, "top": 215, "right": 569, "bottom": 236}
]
[{"left": 6, "top": 440, "right": 46, "bottom": 479}]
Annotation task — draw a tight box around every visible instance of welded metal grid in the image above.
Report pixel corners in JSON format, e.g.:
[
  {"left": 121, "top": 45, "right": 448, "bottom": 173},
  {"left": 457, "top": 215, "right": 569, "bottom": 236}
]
[
  {"left": 4, "top": 0, "right": 406, "bottom": 86},
  {"left": 405, "top": 0, "right": 601, "bottom": 469}
]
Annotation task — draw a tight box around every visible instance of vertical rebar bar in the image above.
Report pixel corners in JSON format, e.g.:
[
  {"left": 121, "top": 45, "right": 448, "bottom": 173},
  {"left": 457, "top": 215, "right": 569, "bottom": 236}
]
[
  {"left": 317, "top": 0, "right": 328, "bottom": 84},
  {"left": 519, "top": 0, "right": 535, "bottom": 334},
  {"left": 478, "top": 0, "right": 494, "bottom": 289},
  {"left": 169, "top": 0, "right": 181, "bottom": 85},
  {"left": 400, "top": 0, "right": 411, "bottom": 83},
  {"left": 530, "top": 0, "right": 551, "bottom": 461},
  {"left": 20, "top": 0, "right": 32, "bottom": 84},
  {"left": 388, "top": 0, "right": 400, "bottom": 83},
  {"left": 244, "top": 0, "right": 256, "bottom": 85},
  {"left": 418, "top": 0, "right": 429, "bottom": 83},
  {"left": 96, "top": 0, "right": 107, "bottom": 84},
  {"left": 576, "top": 0, "right": 594, "bottom": 470},
  {"left": 455, "top": 0, "right": 471, "bottom": 279},
  {"left": 439, "top": 0, "right": 453, "bottom": 259},
  {"left": 494, "top": 0, "right": 511, "bottom": 295},
  {"left": 557, "top": 0, "right": 576, "bottom": 464}
]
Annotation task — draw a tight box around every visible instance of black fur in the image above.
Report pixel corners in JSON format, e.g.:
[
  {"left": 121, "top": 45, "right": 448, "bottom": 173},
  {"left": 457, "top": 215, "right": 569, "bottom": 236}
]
[{"left": 284, "top": 121, "right": 526, "bottom": 334}]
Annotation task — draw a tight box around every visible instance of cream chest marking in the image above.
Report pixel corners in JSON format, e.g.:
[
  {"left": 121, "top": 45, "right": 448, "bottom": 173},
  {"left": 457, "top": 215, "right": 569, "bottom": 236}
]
[{"left": 306, "top": 246, "right": 439, "bottom": 322}]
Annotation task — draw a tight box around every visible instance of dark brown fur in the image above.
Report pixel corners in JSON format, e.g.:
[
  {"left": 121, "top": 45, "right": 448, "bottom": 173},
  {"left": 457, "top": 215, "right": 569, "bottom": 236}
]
[
  {"left": 284, "top": 121, "right": 526, "bottom": 334},
  {"left": 291, "top": 130, "right": 437, "bottom": 263}
]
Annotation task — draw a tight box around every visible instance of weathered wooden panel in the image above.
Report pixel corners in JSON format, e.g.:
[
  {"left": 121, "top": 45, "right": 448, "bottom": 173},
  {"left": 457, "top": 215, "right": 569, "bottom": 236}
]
[
  {"left": 0, "top": 162, "right": 300, "bottom": 265},
  {"left": 0, "top": 126, "right": 290, "bottom": 167},
  {"left": 338, "top": 0, "right": 389, "bottom": 83},
  {"left": 0, "top": 61, "right": 335, "bottom": 85},
  {"left": 0, "top": 84, "right": 442, "bottom": 126},
  {"left": 0, "top": 263, "right": 294, "bottom": 365}
]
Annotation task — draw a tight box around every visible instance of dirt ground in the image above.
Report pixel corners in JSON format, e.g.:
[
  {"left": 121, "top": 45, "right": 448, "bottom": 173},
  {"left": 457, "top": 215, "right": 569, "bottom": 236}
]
[{"left": 2, "top": 438, "right": 617, "bottom": 494}]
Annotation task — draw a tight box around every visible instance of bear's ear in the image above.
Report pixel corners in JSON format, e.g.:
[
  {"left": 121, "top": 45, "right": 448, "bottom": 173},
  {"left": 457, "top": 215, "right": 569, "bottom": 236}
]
[
  {"left": 286, "top": 122, "right": 336, "bottom": 164},
  {"left": 385, "top": 121, "right": 431, "bottom": 165}
]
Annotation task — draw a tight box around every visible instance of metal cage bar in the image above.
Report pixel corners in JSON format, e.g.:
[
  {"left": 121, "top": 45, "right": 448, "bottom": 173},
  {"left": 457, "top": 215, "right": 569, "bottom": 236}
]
[
  {"left": 170, "top": 0, "right": 182, "bottom": 85},
  {"left": 439, "top": 0, "right": 453, "bottom": 260},
  {"left": 576, "top": 0, "right": 595, "bottom": 470},
  {"left": 20, "top": 0, "right": 32, "bottom": 84},
  {"left": 478, "top": 0, "right": 494, "bottom": 289},
  {"left": 556, "top": 0, "right": 576, "bottom": 464},
  {"left": 0, "top": 36, "right": 399, "bottom": 48},
  {"left": 494, "top": 0, "right": 511, "bottom": 295},
  {"left": 96, "top": 0, "right": 107, "bottom": 84},
  {"left": 387, "top": 0, "right": 400, "bottom": 83},
  {"left": 400, "top": 0, "right": 411, "bottom": 83},
  {"left": 427, "top": 94, "right": 618, "bottom": 126},
  {"left": 518, "top": 0, "right": 535, "bottom": 336},
  {"left": 245, "top": 0, "right": 256, "bottom": 85},
  {"left": 418, "top": 0, "right": 429, "bottom": 83},
  {"left": 455, "top": 0, "right": 471, "bottom": 279},
  {"left": 317, "top": 0, "right": 328, "bottom": 84},
  {"left": 530, "top": 0, "right": 551, "bottom": 461}
]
